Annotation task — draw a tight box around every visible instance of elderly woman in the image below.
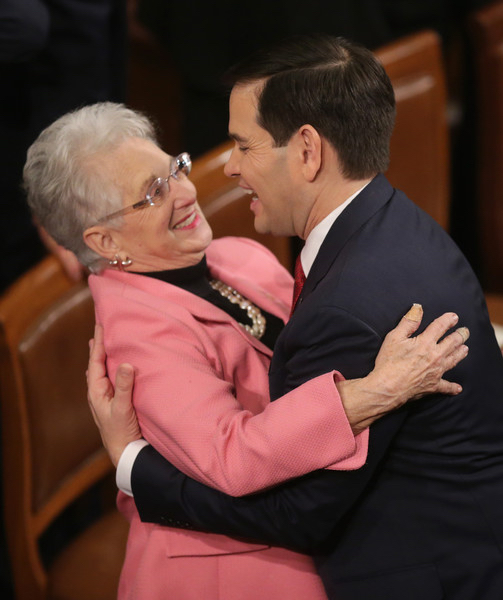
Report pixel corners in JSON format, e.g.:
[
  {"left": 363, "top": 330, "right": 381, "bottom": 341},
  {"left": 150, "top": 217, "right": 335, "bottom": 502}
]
[{"left": 23, "top": 103, "right": 467, "bottom": 600}]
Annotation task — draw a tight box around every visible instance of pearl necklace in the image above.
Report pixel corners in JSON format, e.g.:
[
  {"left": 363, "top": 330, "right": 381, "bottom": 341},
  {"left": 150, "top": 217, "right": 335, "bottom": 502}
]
[{"left": 209, "top": 279, "right": 266, "bottom": 340}]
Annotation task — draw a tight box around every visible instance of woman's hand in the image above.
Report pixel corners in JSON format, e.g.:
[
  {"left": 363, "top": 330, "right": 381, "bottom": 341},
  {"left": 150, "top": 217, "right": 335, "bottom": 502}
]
[
  {"left": 87, "top": 324, "right": 140, "bottom": 467},
  {"left": 337, "top": 304, "right": 469, "bottom": 434}
]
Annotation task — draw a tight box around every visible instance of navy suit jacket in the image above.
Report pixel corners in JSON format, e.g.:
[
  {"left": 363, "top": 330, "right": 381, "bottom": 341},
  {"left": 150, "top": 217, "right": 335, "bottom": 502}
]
[{"left": 132, "top": 175, "right": 503, "bottom": 599}]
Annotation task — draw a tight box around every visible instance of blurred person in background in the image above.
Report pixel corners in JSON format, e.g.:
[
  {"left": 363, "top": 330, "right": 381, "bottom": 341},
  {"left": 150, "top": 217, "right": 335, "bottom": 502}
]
[{"left": 0, "top": 0, "right": 127, "bottom": 293}]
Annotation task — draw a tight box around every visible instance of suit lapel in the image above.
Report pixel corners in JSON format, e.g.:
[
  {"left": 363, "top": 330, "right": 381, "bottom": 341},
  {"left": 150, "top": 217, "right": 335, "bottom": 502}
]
[{"left": 299, "top": 174, "right": 394, "bottom": 303}]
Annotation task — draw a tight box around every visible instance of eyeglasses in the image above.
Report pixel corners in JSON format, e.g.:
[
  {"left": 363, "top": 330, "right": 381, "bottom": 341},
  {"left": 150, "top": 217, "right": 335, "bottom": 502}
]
[{"left": 96, "top": 152, "right": 192, "bottom": 224}]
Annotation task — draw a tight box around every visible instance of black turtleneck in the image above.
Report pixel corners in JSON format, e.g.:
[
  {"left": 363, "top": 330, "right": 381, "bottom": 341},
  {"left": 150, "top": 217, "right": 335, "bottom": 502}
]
[{"left": 135, "top": 256, "right": 284, "bottom": 351}]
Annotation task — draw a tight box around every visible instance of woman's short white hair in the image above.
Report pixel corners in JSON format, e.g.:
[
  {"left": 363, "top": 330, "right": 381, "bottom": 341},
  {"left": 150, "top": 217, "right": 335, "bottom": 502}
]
[{"left": 23, "top": 102, "right": 158, "bottom": 271}]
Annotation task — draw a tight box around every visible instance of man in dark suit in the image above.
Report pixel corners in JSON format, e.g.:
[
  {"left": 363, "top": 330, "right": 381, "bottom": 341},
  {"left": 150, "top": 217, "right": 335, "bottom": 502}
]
[{"left": 90, "top": 34, "right": 503, "bottom": 599}]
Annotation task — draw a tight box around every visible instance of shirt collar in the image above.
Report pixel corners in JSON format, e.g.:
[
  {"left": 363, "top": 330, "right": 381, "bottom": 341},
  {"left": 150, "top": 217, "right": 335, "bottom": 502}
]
[{"left": 300, "top": 183, "right": 368, "bottom": 276}]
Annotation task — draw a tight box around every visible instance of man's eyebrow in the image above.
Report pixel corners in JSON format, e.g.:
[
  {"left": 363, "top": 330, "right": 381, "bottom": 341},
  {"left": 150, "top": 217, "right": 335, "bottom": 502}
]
[{"left": 228, "top": 132, "right": 247, "bottom": 143}]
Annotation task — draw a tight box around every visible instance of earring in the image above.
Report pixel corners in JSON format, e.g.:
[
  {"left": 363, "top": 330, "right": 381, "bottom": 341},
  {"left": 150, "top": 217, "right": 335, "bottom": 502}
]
[{"left": 109, "top": 255, "right": 133, "bottom": 270}]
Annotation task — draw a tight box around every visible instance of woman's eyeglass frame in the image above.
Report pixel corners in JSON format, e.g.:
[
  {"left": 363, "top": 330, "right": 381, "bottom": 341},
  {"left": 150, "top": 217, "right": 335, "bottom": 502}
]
[{"left": 95, "top": 152, "right": 192, "bottom": 224}]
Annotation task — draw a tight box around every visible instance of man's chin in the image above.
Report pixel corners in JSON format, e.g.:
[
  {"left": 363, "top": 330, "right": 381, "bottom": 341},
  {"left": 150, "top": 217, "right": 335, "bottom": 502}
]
[
  {"left": 255, "top": 217, "right": 292, "bottom": 238},
  {"left": 253, "top": 216, "right": 270, "bottom": 235}
]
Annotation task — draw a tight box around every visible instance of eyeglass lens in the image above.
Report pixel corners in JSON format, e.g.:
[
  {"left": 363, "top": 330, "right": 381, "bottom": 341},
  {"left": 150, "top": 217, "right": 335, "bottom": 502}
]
[{"left": 146, "top": 153, "right": 192, "bottom": 205}]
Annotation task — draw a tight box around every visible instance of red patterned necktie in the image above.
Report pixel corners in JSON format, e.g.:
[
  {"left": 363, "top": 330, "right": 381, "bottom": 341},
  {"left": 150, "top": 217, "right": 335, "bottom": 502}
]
[{"left": 290, "top": 255, "right": 306, "bottom": 317}]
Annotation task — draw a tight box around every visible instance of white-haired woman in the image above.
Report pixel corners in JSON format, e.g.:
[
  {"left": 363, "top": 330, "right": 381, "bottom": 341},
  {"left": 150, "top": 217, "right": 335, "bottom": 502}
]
[{"left": 24, "top": 102, "right": 467, "bottom": 600}]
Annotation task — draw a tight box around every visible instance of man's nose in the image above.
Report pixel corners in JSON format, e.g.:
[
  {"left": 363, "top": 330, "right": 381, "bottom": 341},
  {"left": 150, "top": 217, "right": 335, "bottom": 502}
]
[{"left": 224, "top": 147, "right": 240, "bottom": 178}]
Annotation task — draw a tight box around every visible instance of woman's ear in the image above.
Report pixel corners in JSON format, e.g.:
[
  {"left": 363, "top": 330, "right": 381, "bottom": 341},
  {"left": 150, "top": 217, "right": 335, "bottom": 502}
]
[
  {"left": 83, "top": 226, "right": 119, "bottom": 260},
  {"left": 295, "top": 125, "right": 323, "bottom": 182}
]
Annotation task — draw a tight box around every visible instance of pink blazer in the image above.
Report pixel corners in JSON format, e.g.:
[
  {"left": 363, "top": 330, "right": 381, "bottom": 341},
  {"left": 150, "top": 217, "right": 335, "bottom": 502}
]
[{"left": 90, "top": 237, "right": 369, "bottom": 600}]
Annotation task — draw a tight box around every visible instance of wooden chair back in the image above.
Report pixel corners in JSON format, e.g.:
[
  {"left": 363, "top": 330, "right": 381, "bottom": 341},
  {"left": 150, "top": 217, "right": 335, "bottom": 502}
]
[
  {"left": 469, "top": 1, "right": 503, "bottom": 292},
  {"left": 190, "top": 142, "right": 293, "bottom": 270},
  {"left": 376, "top": 30, "right": 450, "bottom": 230},
  {"left": 485, "top": 292, "right": 503, "bottom": 350},
  {"left": 0, "top": 256, "right": 128, "bottom": 600}
]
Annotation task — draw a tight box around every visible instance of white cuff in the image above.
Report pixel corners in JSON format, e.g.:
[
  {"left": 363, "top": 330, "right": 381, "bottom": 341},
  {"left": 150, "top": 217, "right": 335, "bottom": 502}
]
[{"left": 116, "top": 439, "right": 150, "bottom": 496}]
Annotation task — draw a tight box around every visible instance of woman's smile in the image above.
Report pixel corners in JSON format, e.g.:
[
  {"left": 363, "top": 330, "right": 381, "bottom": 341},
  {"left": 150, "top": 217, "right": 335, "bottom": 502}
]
[{"left": 172, "top": 209, "right": 200, "bottom": 230}]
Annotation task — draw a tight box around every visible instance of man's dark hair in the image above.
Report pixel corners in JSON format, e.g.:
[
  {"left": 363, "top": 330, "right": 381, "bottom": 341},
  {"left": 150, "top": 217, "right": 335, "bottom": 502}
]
[{"left": 224, "top": 33, "right": 396, "bottom": 179}]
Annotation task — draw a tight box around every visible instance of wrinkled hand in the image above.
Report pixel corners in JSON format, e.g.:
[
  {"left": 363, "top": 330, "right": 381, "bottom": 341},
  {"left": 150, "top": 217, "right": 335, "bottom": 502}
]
[
  {"left": 338, "top": 304, "right": 469, "bottom": 434},
  {"left": 87, "top": 324, "right": 140, "bottom": 467},
  {"left": 369, "top": 303, "right": 469, "bottom": 410}
]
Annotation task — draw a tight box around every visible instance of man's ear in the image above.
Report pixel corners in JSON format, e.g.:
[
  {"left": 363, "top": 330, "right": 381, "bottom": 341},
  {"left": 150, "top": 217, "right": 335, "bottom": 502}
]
[
  {"left": 294, "top": 125, "right": 323, "bottom": 182},
  {"left": 83, "top": 226, "right": 119, "bottom": 260}
]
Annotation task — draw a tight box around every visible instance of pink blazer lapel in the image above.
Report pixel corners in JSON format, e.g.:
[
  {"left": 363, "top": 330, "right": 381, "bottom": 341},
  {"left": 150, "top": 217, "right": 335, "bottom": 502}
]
[{"left": 97, "top": 268, "right": 275, "bottom": 358}]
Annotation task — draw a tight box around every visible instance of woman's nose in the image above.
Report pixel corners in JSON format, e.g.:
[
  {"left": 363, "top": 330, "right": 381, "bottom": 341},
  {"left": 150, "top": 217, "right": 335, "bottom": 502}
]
[{"left": 171, "top": 175, "right": 197, "bottom": 205}]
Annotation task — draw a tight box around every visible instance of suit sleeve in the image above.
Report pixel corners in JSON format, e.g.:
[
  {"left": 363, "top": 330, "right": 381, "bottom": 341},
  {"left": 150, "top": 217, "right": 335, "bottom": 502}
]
[
  {"left": 100, "top": 292, "right": 368, "bottom": 498},
  {"left": 132, "top": 306, "right": 408, "bottom": 552}
]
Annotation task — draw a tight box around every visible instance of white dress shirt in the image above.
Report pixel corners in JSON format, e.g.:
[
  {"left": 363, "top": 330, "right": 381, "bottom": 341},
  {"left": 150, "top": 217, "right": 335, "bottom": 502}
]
[{"left": 299, "top": 186, "right": 365, "bottom": 276}]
